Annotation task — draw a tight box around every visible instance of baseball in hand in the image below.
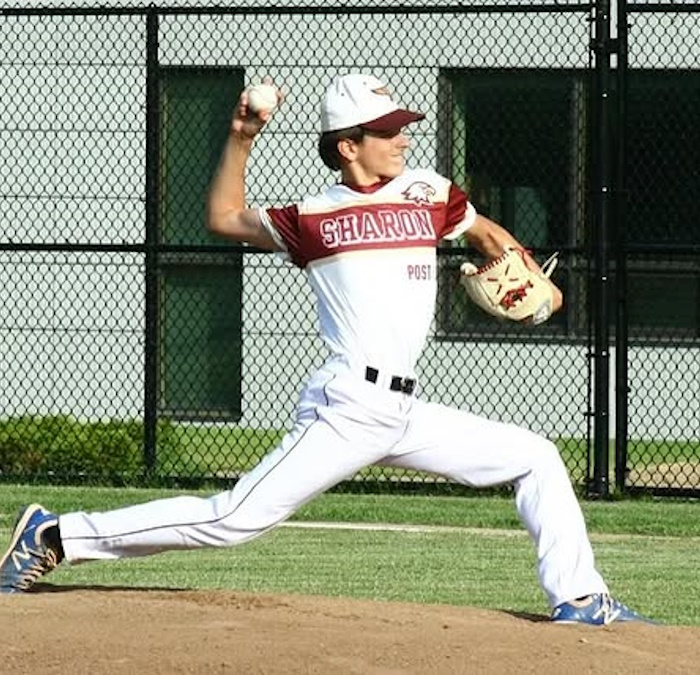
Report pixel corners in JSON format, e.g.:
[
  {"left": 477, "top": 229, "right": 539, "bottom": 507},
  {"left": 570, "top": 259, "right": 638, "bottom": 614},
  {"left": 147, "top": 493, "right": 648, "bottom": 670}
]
[{"left": 246, "top": 83, "right": 278, "bottom": 114}]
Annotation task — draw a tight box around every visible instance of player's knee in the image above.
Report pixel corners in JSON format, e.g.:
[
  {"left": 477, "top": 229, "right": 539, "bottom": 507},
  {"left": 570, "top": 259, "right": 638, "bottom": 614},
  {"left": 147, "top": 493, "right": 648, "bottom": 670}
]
[{"left": 525, "top": 434, "right": 567, "bottom": 474}]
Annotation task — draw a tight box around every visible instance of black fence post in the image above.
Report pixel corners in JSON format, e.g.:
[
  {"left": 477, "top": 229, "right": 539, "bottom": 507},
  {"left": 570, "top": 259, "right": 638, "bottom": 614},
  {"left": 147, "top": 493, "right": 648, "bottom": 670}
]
[
  {"left": 614, "top": 0, "right": 629, "bottom": 493},
  {"left": 144, "top": 9, "right": 160, "bottom": 475},
  {"left": 590, "top": 0, "right": 614, "bottom": 497}
]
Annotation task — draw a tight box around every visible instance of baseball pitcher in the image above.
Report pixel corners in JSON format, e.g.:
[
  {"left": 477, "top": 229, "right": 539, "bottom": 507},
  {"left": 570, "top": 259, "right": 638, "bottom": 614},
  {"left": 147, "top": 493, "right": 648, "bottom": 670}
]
[{"left": 0, "top": 74, "right": 654, "bottom": 626}]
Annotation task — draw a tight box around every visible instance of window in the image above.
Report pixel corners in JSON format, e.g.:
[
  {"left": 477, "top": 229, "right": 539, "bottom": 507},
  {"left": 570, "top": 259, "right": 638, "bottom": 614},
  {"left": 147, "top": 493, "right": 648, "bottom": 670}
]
[
  {"left": 158, "top": 67, "right": 245, "bottom": 420},
  {"left": 438, "top": 69, "right": 588, "bottom": 340},
  {"left": 439, "top": 69, "right": 700, "bottom": 343},
  {"left": 621, "top": 71, "right": 700, "bottom": 342}
]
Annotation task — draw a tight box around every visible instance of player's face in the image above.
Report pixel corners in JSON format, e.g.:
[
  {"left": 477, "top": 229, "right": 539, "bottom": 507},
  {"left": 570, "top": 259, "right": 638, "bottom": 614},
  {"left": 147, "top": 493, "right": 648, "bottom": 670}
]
[{"left": 353, "top": 128, "right": 410, "bottom": 183}]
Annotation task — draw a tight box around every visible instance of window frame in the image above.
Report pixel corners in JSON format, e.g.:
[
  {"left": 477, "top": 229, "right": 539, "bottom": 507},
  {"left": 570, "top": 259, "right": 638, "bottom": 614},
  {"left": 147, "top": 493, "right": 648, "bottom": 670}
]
[
  {"left": 437, "top": 68, "right": 590, "bottom": 344},
  {"left": 437, "top": 67, "right": 700, "bottom": 346}
]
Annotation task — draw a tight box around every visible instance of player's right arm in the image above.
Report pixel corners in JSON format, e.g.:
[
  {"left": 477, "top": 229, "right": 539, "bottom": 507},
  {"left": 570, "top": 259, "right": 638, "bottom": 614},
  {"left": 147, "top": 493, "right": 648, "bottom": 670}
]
[{"left": 207, "top": 82, "right": 282, "bottom": 251}]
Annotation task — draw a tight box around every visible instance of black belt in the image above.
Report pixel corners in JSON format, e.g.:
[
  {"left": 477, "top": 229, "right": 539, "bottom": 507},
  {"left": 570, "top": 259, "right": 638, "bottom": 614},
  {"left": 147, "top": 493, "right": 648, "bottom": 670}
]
[{"left": 365, "top": 366, "right": 416, "bottom": 395}]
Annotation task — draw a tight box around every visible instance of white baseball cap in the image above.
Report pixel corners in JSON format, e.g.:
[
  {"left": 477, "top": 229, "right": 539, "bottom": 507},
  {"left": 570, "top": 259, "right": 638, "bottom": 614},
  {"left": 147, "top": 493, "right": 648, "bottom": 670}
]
[{"left": 320, "top": 74, "right": 425, "bottom": 133}]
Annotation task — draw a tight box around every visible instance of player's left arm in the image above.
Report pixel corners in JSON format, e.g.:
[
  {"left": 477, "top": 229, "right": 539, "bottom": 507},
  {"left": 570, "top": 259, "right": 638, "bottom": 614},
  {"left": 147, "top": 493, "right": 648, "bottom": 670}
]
[{"left": 465, "top": 214, "right": 563, "bottom": 314}]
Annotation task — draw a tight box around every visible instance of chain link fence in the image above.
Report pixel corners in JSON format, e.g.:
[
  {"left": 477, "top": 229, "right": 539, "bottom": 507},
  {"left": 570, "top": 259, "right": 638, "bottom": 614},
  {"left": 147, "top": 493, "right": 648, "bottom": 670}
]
[
  {"left": 0, "top": 1, "right": 698, "bottom": 495},
  {"left": 614, "top": 3, "right": 700, "bottom": 495}
]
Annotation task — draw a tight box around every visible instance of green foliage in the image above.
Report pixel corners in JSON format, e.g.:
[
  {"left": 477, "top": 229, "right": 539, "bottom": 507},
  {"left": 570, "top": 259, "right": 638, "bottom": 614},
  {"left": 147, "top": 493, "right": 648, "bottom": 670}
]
[
  {"left": 1, "top": 417, "right": 697, "bottom": 490},
  {"left": 0, "top": 416, "right": 175, "bottom": 480}
]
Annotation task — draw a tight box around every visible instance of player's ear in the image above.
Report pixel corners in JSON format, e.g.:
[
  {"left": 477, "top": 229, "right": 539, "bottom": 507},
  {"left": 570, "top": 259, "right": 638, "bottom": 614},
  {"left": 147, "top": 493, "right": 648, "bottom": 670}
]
[{"left": 337, "top": 137, "right": 359, "bottom": 163}]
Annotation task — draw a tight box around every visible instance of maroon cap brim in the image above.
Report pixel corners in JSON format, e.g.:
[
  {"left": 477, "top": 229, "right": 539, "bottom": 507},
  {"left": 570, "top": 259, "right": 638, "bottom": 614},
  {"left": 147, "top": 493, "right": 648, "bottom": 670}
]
[{"left": 361, "top": 109, "right": 425, "bottom": 132}]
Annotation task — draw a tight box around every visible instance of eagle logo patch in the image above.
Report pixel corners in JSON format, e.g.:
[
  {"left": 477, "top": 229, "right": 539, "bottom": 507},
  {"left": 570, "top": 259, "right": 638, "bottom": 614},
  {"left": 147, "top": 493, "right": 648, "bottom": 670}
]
[{"left": 402, "top": 181, "right": 436, "bottom": 206}]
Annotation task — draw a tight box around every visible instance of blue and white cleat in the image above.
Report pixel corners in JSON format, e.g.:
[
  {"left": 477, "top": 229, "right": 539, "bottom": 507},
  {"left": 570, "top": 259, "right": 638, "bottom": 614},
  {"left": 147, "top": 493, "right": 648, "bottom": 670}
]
[
  {"left": 0, "top": 504, "right": 60, "bottom": 593},
  {"left": 552, "top": 593, "right": 656, "bottom": 625}
]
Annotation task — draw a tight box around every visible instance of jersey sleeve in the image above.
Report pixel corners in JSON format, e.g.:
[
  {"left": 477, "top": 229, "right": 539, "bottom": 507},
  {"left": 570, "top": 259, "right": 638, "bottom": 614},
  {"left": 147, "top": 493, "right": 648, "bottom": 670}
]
[
  {"left": 259, "top": 204, "right": 303, "bottom": 266},
  {"left": 441, "top": 183, "right": 477, "bottom": 241}
]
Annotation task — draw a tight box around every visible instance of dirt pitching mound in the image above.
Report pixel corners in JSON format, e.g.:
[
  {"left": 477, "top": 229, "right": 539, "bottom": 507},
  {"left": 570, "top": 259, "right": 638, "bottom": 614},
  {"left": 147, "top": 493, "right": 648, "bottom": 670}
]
[{"left": 0, "top": 586, "right": 696, "bottom": 674}]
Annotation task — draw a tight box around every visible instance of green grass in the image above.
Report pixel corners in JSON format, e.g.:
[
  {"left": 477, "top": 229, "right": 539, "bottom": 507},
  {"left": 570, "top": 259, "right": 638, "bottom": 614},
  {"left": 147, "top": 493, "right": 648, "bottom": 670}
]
[
  {"left": 158, "top": 426, "right": 283, "bottom": 475},
  {"left": 1, "top": 485, "right": 699, "bottom": 625},
  {"left": 156, "top": 431, "right": 700, "bottom": 487},
  {"left": 154, "top": 430, "right": 700, "bottom": 491}
]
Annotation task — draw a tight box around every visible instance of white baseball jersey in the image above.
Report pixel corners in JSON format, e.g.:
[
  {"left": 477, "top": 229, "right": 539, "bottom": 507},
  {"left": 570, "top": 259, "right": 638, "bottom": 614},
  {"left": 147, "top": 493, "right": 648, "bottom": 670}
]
[{"left": 260, "top": 168, "right": 476, "bottom": 377}]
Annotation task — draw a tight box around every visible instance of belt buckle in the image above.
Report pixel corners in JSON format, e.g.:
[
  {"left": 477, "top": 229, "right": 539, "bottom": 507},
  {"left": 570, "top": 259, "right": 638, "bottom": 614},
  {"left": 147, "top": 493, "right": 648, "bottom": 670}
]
[
  {"left": 401, "top": 377, "right": 416, "bottom": 395},
  {"left": 368, "top": 367, "right": 415, "bottom": 395},
  {"left": 390, "top": 375, "right": 415, "bottom": 395}
]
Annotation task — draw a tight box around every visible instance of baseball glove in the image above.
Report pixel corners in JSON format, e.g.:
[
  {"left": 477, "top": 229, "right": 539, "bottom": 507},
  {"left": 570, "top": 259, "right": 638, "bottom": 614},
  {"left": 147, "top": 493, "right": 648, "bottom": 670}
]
[{"left": 459, "top": 247, "right": 559, "bottom": 325}]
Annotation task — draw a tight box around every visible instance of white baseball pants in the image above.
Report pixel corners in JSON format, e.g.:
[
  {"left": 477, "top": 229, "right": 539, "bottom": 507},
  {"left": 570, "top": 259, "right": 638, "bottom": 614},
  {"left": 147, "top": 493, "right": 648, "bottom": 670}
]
[{"left": 60, "top": 362, "right": 608, "bottom": 607}]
